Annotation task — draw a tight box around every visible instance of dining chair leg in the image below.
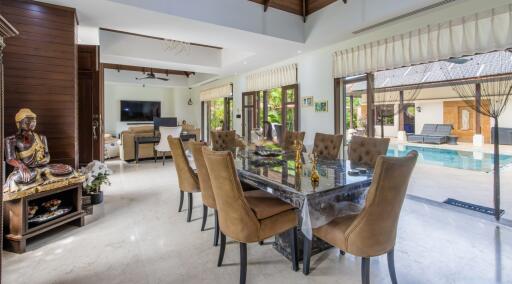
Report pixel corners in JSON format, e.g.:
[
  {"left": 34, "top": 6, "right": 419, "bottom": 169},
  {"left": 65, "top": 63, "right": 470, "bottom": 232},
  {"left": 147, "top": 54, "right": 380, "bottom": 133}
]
[
  {"left": 240, "top": 242, "right": 247, "bottom": 284},
  {"left": 178, "top": 191, "right": 184, "bottom": 212},
  {"left": 154, "top": 150, "right": 157, "bottom": 163},
  {"left": 361, "top": 257, "right": 370, "bottom": 284},
  {"left": 162, "top": 152, "right": 165, "bottom": 165},
  {"left": 290, "top": 227, "right": 299, "bottom": 271},
  {"left": 302, "top": 237, "right": 312, "bottom": 275},
  {"left": 387, "top": 249, "right": 398, "bottom": 284},
  {"left": 217, "top": 232, "right": 226, "bottom": 267},
  {"left": 201, "top": 205, "right": 208, "bottom": 231},
  {"left": 214, "top": 210, "right": 219, "bottom": 246},
  {"left": 187, "top": 193, "right": 193, "bottom": 222}
]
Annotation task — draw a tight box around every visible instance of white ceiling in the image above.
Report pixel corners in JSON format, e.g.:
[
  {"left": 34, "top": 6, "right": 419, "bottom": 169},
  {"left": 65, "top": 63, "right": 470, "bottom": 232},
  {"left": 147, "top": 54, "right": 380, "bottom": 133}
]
[{"left": 38, "top": 0, "right": 459, "bottom": 85}]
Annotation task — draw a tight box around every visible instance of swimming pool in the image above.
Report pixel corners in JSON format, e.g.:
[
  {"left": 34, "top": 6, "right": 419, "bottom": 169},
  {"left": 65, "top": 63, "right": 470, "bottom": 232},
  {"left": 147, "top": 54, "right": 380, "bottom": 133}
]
[{"left": 387, "top": 145, "right": 512, "bottom": 172}]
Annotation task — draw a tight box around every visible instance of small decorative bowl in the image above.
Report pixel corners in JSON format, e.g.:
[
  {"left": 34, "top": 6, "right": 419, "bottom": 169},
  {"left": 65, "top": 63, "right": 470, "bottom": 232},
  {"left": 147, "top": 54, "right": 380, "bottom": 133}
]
[
  {"left": 28, "top": 205, "right": 38, "bottom": 218},
  {"left": 42, "top": 199, "right": 62, "bottom": 212}
]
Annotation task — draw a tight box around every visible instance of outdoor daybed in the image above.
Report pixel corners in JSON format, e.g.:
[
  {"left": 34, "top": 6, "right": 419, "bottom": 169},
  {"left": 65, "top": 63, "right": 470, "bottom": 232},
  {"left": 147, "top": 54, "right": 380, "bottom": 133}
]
[{"left": 407, "top": 124, "right": 453, "bottom": 144}]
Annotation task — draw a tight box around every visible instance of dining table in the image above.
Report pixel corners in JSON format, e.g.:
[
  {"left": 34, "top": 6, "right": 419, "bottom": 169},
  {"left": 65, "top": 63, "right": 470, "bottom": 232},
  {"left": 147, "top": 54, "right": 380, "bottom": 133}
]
[{"left": 235, "top": 148, "right": 373, "bottom": 274}]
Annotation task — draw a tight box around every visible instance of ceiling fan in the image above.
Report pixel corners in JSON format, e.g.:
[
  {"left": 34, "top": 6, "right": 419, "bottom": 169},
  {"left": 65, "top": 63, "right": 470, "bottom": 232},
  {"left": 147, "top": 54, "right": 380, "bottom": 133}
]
[{"left": 136, "top": 70, "right": 169, "bottom": 81}]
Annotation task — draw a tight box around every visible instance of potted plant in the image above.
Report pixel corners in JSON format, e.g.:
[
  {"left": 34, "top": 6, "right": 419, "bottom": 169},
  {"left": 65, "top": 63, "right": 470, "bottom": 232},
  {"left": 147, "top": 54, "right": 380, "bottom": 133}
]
[{"left": 80, "top": 160, "right": 112, "bottom": 205}]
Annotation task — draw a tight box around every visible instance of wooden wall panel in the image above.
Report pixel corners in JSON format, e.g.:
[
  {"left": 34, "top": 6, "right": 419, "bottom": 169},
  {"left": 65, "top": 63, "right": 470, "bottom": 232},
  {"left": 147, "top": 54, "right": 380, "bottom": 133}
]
[
  {"left": 0, "top": 0, "right": 77, "bottom": 167},
  {"left": 443, "top": 100, "right": 491, "bottom": 143}
]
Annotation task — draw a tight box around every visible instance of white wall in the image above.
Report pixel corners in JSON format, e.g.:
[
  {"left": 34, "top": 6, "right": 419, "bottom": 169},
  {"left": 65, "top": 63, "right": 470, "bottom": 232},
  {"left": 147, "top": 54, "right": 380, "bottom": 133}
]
[
  {"left": 499, "top": 103, "right": 512, "bottom": 129},
  {"left": 191, "top": 0, "right": 507, "bottom": 145},
  {"left": 105, "top": 83, "right": 194, "bottom": 136},
  {"left": 414, "top": 101, "right": 444, "bottom": 134}
]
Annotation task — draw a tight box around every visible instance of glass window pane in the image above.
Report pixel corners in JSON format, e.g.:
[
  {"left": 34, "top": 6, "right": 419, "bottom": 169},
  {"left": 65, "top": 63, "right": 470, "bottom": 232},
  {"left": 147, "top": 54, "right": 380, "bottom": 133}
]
[
  {"left": 267, "top": 88, "right": 282, "bottom": 124},
  {"left": 286, "top": 88, "right": 295, "bottom": 103},
  {"left": 209, "top": 98, "right": 225, "bottom": 131},
  {"left": 285, "top": 105, "right": 295, "bottom": 131}
]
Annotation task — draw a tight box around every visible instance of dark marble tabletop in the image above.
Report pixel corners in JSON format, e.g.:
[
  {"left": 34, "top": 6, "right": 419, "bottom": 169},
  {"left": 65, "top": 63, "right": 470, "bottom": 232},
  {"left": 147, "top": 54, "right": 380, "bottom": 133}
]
[{"left": 234, "top": 149, "right": 372, "bottom": 199}]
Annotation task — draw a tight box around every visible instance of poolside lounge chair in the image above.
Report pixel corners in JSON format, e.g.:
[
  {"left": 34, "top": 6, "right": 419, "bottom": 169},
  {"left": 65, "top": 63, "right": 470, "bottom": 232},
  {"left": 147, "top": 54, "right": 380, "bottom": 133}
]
[{"left": 407, "top": 124, "right": 453, "bottom": 144}]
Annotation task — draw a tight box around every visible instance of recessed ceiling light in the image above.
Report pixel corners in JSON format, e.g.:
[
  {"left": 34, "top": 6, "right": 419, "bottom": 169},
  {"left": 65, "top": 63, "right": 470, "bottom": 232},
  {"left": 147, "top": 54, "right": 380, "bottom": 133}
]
[
  {"left": 243, "top": 61, "right": 247, "bottom": 65},
  {"left": 297, "top": 50, "right": 302, "bottom": 54}
]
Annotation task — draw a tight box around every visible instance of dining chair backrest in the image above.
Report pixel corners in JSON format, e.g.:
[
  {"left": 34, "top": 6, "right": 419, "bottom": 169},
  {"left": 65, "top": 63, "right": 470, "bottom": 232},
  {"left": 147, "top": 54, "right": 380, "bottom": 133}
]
[
  {"left": 348, "top": 136, "right": 390, "bottom": 168},
  {"left": 345, "top": 151, "right": 418, "bottom": 257},
  {"left": 313, "top": 133, "right": 343, "bottom": 160},
  {"left": 283, "top": 131, "right": 305, "bottom": 152},
  {"left": 155, "top": 126, "right": 182, "bottom": 152},
  {"left": 189, "top": 141, "right": 216, "bottom": 209},
  {"left": 168, "top": 137, "right": 199, "bottom": 193},
  {"left": 202, "top": 148, "right": 260, "bottom": 243},
  {"left": 210, "top": 130, "right": 236, "bottom": 151}
]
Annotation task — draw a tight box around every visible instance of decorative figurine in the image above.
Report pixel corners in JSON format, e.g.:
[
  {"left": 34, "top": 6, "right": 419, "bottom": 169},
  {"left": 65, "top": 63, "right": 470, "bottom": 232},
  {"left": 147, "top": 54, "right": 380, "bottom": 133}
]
[
  {"left": 3, "top": 109, "right": 83, "bottom": 199},
  {"left": 293, "top": 140, "right": 303, "bottom": 170},
  {"left": 309, "top": 152, "right": 320, "bottom": 184}
]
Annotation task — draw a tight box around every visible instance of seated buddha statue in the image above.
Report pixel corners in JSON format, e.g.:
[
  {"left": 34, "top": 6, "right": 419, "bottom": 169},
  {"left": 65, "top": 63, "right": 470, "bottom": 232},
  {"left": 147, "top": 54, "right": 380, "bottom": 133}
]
[{"left": 3, "top": 108, "right": 76, "bottom": 195}]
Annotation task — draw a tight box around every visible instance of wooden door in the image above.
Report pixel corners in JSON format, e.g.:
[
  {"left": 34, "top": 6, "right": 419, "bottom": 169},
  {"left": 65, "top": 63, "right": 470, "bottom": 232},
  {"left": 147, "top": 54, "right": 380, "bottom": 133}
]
[
  {"left": 78, "top": 45, "right": 103, "bottom": 166},
  {"left": 282, "top": 84, "right": 299, "bottom": 133},
  {"left": 242, "top": 92, "right": 257, "bottom": 143}
]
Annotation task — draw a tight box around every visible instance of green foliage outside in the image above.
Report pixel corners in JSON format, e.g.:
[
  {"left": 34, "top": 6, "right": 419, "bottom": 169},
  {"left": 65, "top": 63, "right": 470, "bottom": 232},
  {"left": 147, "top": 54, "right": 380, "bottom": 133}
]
[
  {"left": 209, "top": 98, "right": 225, "bottom": 130},
  {"left": 346, "top": 97, "right": 361, "bottom": 129}
]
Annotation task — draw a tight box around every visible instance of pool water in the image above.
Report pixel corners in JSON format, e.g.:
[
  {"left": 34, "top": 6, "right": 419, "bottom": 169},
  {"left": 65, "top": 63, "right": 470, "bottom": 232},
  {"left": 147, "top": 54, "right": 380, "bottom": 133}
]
[{"left": 387, "top": 145, "right": 512, "bottom": 172}]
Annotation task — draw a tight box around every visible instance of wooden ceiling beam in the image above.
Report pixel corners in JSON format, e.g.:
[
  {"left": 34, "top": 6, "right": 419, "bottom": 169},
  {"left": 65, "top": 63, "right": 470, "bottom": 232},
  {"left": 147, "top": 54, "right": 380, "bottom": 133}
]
[
  {"left": 302, "top": 0, "right": 307, "bottom": 22},
  {"left": 264, "top": 0, "right": 271, "bottom": 11},
  {"left": 251, "top": 0, "right": 338, "bottom": 17},
  {"left": 103, "top": 63, "right": 195, "bottom": 77},
  {"left": 99, "top": 28, "right": 222, "bottom": 50}
]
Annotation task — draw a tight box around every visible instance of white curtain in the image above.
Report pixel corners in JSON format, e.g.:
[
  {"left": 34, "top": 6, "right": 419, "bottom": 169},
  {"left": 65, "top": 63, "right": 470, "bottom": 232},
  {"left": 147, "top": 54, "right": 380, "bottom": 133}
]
[
  {"left": 246, "top": 63, "right": 297, "bottom": 92},
  {"left": 333, "top": 4, "right": 512, "bottom": 78},
  {"left": 200, "top": 84, "right": 232, "bottom": 101}
]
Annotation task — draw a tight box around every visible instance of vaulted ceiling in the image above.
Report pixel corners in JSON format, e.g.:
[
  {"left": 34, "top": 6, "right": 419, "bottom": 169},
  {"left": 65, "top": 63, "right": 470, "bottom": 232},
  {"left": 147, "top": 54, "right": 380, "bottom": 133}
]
[{"left": 249, "top": 0, "right": 340, "bottom": 20}]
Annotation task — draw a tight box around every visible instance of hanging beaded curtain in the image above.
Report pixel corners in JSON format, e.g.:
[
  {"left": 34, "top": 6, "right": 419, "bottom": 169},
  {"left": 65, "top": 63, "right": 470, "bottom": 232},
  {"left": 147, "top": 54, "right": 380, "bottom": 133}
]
[{"left": 333, "top": 4, "right": 512, "bottom": 78}]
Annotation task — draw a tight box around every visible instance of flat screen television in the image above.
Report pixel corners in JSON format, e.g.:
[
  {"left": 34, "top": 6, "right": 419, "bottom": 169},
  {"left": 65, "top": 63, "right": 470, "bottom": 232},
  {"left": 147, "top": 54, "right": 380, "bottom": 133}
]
[{"left": 120, "top": 100, "right": 161, "bottom": 122}]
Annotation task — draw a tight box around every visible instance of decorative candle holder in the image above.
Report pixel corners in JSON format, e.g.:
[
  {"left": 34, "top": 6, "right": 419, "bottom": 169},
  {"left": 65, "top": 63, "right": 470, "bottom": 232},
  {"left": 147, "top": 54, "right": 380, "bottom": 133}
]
[
  {"left": 293, "top": 140, "right": 303, "bottom": 170},
  {"left": 310, "top": 152, "right": 320, "bottom": 184}
]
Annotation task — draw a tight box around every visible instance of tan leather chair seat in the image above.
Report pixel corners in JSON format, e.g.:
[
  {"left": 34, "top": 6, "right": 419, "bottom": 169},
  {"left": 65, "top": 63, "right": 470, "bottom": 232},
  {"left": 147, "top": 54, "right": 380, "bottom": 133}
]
[
  {"left": 244, "top": 190, "right": 294, "bottom": 220},
  {"left": 312, "top": 214, "right": 359, "bottom": 251},
  {"left": 259, "top": 209, "right": 297, "bottom": 240}
]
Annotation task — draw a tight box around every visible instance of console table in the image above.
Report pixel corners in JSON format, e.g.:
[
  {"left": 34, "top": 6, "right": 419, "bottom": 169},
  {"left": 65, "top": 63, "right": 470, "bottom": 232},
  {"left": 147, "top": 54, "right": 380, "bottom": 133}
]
[
  {"left": 134, "top": 133, "right": 197, "bottom": 163},
  {"left": 3, "top": 184, "right": 85, "bottom": 253}
]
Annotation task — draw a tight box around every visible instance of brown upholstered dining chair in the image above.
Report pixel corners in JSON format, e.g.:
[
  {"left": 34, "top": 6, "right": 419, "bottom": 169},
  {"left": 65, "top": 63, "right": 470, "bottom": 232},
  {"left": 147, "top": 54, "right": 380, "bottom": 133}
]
[
  {"left": 282, "top": 131, "right": 305, "bottom": 152},
  {"left": 210, "top": 130, "right": 236, "bottom": 151},
  {"left": 203, "top": 148, "right": 300, "bottom": 284},
  {"left": 168, "top": 137, "right": 200, "bottom": 222},
  {"left": 348, "top": 136, "right": 390, "bottom": 168},
  {"left": 313, "top": 133, "right": 343, "bottom": 160},
  {"left": 303, "top": 151, "right": 418, "bottom": 284},
  {"left": 190, "top": 141, "right": 221, "bottom": 246}
]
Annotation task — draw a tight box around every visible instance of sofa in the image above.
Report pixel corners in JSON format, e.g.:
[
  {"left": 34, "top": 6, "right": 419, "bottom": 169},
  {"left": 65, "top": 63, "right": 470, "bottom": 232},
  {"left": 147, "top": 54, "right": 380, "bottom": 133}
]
[
  {"left": 407, "top": 124, "right": 453, "bottom": 144},
  {"left": 119, "top": 125, "right": 156, "bottom": 162},
  {"left": 119, "top": 124, "right": 201, "bottom": 162}
]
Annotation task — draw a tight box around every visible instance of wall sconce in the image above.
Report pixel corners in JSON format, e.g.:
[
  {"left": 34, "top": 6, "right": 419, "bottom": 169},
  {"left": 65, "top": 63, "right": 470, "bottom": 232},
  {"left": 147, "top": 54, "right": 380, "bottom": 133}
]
[{"left": 416, "top": 106, "right": 422, "bottom": 113}]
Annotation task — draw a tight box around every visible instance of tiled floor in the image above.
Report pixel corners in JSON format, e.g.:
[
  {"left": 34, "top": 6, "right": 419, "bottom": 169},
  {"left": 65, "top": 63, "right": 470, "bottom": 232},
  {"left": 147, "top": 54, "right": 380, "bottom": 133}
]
[{"left": 3, "top": 160, "right": 511, "bottom": 284}]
